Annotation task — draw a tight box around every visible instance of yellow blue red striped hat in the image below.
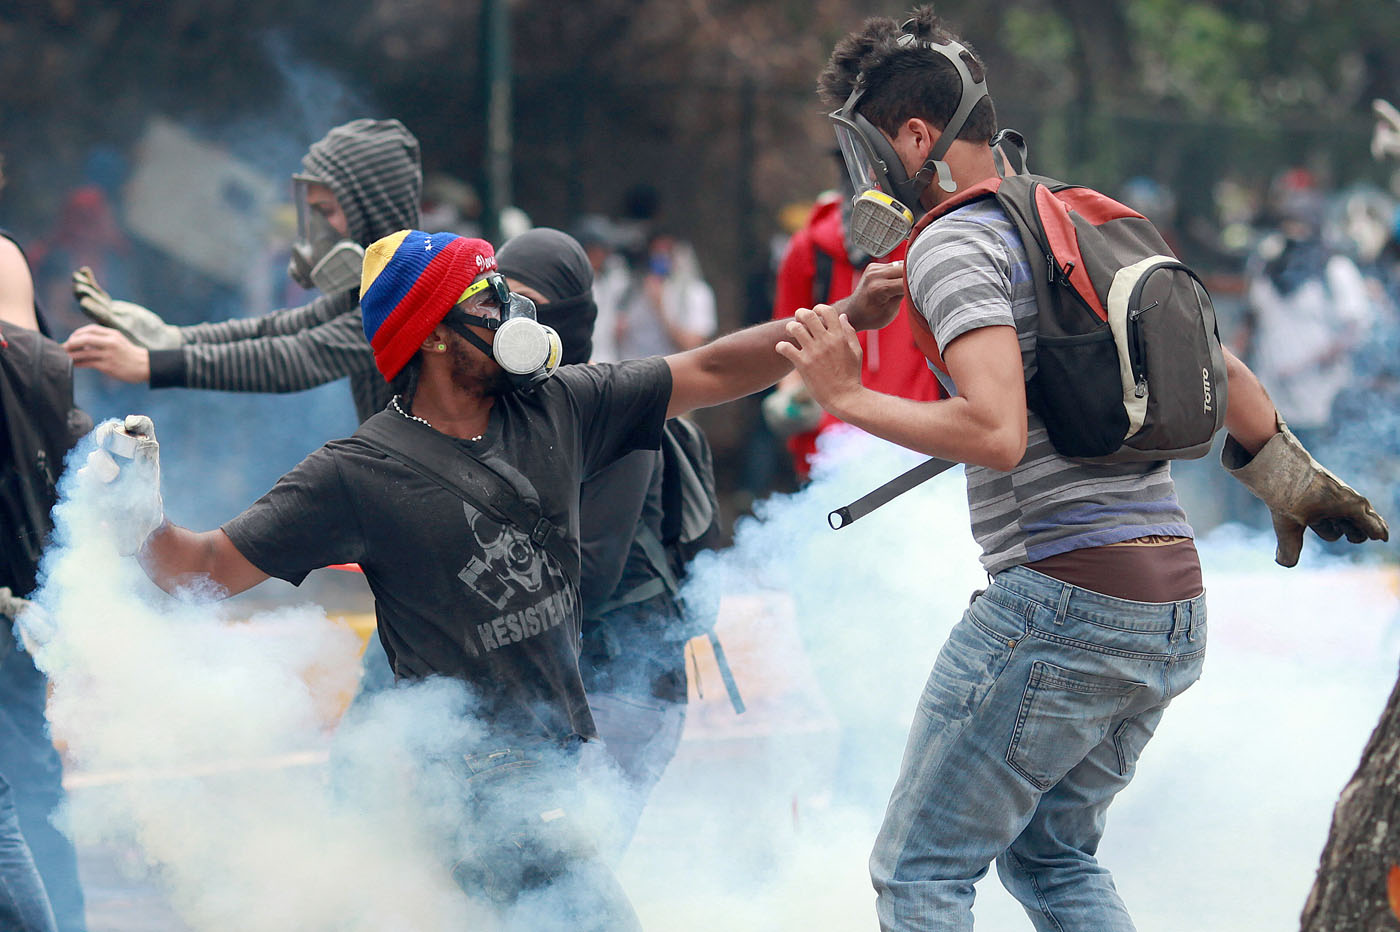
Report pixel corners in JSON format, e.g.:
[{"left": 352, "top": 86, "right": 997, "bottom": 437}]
[{"left": 360, "top": 230, "right": 497, "bottom": 380}]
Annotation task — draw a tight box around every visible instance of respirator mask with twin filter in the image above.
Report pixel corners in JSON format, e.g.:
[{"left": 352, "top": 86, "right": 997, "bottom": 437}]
[
  {"left": 445, "top": 272, "right": 563, "bottom": 393},
  {"left": 828, "top": 28, "right": 995, "bottom": 258},
  {"left": 288, "top": 174, "right": 365, "bottom": 295}
]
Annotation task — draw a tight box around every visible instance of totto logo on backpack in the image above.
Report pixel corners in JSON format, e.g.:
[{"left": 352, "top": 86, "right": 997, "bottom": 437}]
[{"left": 907, "top": 172, "right": 1228, "bottom": 463}]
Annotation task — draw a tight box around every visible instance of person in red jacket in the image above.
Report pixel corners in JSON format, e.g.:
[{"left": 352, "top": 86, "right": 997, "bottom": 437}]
[{"left": 767, "top": 188, "right": 943, "bottom": 479}]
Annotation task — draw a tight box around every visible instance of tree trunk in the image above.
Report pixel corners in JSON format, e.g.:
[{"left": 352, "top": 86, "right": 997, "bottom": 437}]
[{"left": 1300, "top": 665, "right": 1400, "bottom": 930}]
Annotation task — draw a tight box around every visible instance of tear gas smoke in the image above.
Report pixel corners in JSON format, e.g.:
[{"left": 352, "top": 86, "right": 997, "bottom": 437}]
[
  {"left": 23, "top": 423, "right": 1400, "bottom": 931},
  {"left": 28, "top": 429, "right": 495, "bottom": 931},
  {"left": 619, "top": 426, "right": 1398, "bottom": 931}
]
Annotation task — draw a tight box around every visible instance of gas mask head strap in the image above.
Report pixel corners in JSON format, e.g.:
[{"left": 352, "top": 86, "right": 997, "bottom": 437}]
[
  {"left": 442, "top": 308, "right": 498, "bottom": 361},
  {"left": 894, "top": 24, "right": 991, "bottom": 196}
]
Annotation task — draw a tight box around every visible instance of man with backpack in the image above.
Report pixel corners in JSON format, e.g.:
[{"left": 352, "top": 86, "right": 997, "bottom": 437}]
[
  {"left": 0, "top": 157, "right": 91, "bottom": 932},
  {"left": 781, "top": 10, "right": 1390, "bottom": 931},
  {"left": 82, "top": 229, "right": 903, "bottom": 925}
]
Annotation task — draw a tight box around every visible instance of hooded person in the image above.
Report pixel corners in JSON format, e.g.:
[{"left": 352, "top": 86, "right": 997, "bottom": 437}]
[{"left": 65, "top": 118, "right": 422, "bottom": 423}]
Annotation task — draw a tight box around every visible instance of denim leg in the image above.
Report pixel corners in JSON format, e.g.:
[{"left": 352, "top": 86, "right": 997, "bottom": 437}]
[
  {"left": 996, "top": 591, "right": 1206, "bottom": 932},
  {"left": 870, "top": 594, "right": 1039, "bottom": 932},
  {"left": 872, "top": 568, "right": 1206, "bottom": 932},
  {"left": 0, "top": 772, "right": 58, "bottom": 932},
  {"left": 994, "top": 705, "right": 1167, "bottom": 932},
  {"left": 0, "top": 645, "right": 85, "bottom": 932},
  {"left": 584, "top": 691, "right": 687, "bottom": 856}
]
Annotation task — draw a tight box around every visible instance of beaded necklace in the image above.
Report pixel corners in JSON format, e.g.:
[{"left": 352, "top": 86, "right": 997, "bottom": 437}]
[{"left": 391, "top": 395, "right": 484, "bottom": 442}]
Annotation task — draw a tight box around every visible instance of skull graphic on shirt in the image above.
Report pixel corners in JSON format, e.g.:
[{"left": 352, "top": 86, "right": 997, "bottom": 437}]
[{"left": 457, "top": 501, "right": 549, "bottom": 610}]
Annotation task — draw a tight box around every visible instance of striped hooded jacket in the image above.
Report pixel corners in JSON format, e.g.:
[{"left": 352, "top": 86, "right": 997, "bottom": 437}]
[{"left": 146, "top": 119, "right": 422, "bottom": 422}]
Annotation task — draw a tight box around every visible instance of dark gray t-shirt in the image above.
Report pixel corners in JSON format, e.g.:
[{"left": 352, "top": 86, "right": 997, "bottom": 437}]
[{"left": 222, "top": 357, "right": 672, "bottom": 743}]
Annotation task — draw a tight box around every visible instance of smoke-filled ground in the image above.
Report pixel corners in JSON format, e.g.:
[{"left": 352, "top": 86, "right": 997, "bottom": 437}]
[{"left": 37, "top": 428, "right": 1400, "bottom": 931}]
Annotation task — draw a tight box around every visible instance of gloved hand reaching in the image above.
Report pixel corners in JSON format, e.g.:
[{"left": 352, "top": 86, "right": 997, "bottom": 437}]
[
  {"left": 0, "top": 586, "right": 32, "bottom": 620},
  {"left": 72, "top": 267, "right": 182, "bottom": 350},
  {"left": 1223, "top": 419, "right": 1389, "bottom": 567},
  {"left": 79, "top": 415, "right": 165, "bottom": 556}
]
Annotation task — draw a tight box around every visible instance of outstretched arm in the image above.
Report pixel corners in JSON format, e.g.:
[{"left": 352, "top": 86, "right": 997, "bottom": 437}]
[
  {"left": 777, "top": 305, "right": 1027, "bottom": 471},
  {"left": 179, "top": 291, "right": 358, "bottom": 344},
  {"left": 140, "top": 524, "right": 269, "bottom": 598},
  {"left": 664, "top": 260, "right": 905, "bottom": 418},
  {"left": 68, "top": 306, "right": 374, "bottom": 392}
]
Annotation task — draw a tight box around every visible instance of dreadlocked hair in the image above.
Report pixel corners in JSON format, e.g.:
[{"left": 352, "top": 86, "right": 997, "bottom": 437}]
[
  {"left": 390, "top": 353, "right": 423, "bottom": 407},
  {"left": 818, "top": 5, "right": 996, "bottom": 143}
]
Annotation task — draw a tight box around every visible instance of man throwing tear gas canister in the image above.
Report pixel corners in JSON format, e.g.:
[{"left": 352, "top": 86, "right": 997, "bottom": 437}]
[
  {"left": 65, "top": 119, "right": 419, "bottom": 423},
  {"left": 79, "top": 231, "right": 904, "bottom": 927}
]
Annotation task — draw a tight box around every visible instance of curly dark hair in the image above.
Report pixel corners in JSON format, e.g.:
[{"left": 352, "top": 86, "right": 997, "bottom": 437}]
[{"left": 818, "top": 6, "right": 996, "bottom": 144}]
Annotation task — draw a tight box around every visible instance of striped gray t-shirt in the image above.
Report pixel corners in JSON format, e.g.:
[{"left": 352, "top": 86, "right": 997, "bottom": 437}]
[{"left": 907, "top": 198, "right": 1193, "bottom": 575}]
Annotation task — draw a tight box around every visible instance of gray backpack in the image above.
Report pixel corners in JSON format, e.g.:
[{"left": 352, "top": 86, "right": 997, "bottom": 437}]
[{"left": 905, "top": 172, "right": 1228, "bottom": 463}]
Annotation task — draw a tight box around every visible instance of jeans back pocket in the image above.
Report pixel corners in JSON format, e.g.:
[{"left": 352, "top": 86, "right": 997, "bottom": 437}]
[{"left": 1006, "top": 660, "right": 1146, "bottom": 790}]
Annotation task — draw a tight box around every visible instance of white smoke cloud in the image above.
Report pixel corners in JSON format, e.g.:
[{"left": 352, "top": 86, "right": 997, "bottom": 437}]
[
  {"left": 28, "top": 430, "right": 491, "bottom": 931},
  {"left": 619, "top": 428, "right": 1398, "bottom": 931},
  {"left": 24, "top": 424, "right": 1399, "bottom": 931}
]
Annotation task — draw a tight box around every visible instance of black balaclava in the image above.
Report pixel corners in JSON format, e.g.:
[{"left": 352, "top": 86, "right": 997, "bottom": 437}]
[{"left": 496, "top": 228, "right": 598, "bottom": 365}]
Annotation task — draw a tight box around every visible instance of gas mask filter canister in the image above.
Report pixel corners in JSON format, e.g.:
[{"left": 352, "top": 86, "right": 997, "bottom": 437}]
[
  {"left": 848, "top": 189, "right": 916, "bottom": 259},
  {"left": 294, "top": 240, "right": 366, "bottom": 295},
  {"left": 493, "top": 315, "right": 563, "bottom": 382},
  {"left": 449, "top": 276, "right": 563, "bottom": 392},
  {"left": 828, "top": 28, "right": 992, "bottom": 257}
]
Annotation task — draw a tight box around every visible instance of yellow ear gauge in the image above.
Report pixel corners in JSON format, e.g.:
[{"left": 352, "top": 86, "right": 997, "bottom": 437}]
[{"left": 436, "top": 343, "right": 447, "bottom": 351}]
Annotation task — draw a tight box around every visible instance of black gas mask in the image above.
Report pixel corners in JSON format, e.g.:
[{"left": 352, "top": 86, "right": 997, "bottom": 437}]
[
  {"left": 288, "top": 174, "right": 365, "bottom": 295},
  {"left": 828, "top": 27, "right": 993, "bottom": 257},
  {"left": 444, "top": 273, "right": 563, "bottom": 393}
]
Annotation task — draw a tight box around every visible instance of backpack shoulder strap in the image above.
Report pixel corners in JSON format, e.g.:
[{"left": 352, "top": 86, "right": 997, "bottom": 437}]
[
  {"left": 901, "top": 176, "right": 1008, "bottom": 377},
  {"left": 589, "top": 523, "right": 678, "bottom": 618},
  {"left": 355, "top": 411, "right": 579, "bottom": 589}
]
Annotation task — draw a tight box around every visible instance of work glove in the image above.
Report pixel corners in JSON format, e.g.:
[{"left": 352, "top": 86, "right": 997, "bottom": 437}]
[
  {"left": 72, "top": 267, "right": 183, "bottom": 350},
  {"left": 79, "top": 415, "right": 165, "bottom": 556},
  {"left": 762, "top": 382, "right": 824, "bottom": 436},
  {"left": 1223, "top": 419, "right": 1389, "bottom": 567},
  {"left": 0, "top": 586, "right": 41, "bottom": 661},
  {"left": 0, "top": 586, "right": 32, "bottom": 620}
]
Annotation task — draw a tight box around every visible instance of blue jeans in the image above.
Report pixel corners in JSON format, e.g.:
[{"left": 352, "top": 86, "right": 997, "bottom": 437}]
[
  {"left": 584, "top": 690, "right": 687, "bottom": 857},
  {"left": 870, "top": 565, "right": 1206, "bottom": 932},
  {"left": 0, "top": 631, "right": 85, "bottom": 932},
  {"left": 0, "top": 772, "right": 57, "bottom": 932},
  {"left": 438, "top": 741, "right": 642, "bottom": 932}
]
